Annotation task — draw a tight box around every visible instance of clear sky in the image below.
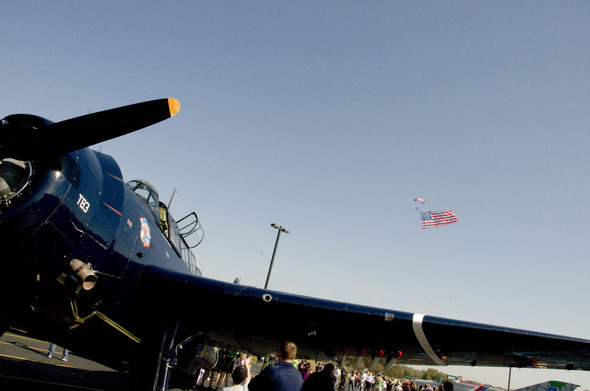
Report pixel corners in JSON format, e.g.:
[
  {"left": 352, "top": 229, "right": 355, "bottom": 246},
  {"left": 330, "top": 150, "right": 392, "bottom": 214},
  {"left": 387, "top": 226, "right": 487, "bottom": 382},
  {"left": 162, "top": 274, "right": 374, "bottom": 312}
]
[{"left": 2, "top": 1, "right": 590, "bottom": 389}]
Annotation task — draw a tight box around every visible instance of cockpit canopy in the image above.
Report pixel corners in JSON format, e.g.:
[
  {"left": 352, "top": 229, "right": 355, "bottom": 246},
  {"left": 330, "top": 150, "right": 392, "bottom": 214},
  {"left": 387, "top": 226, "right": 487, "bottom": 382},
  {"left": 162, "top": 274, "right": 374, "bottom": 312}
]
[
  {"left": 127, "top": 179, "right": 160, "bottom": 221},
  {"left": 127, "top": 179, "right": 203, "bottom": 276}
]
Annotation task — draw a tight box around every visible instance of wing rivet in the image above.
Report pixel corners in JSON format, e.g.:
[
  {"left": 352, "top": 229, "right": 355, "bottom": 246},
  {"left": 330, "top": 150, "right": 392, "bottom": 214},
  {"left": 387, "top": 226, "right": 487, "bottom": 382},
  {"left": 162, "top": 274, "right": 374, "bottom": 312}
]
[{"left": 262, "top": 294, "right": 272, "bottom": 302}]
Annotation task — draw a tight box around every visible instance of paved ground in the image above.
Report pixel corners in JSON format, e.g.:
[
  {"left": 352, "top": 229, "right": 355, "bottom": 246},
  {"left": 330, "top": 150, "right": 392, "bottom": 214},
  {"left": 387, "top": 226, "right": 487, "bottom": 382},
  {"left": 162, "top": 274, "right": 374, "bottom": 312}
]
[
  {"left": 0, "top": 331, "right": 128, "bottom": 390},
  {"left": 0, "top": 331, "right": 263, "bottom": 391}
]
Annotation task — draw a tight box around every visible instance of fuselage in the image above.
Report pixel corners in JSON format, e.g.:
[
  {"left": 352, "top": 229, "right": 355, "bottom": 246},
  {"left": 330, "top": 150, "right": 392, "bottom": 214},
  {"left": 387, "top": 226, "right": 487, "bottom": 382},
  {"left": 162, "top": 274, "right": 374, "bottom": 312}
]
[{"left": 0, "top": 146, "right": 200, "bottom": 370}]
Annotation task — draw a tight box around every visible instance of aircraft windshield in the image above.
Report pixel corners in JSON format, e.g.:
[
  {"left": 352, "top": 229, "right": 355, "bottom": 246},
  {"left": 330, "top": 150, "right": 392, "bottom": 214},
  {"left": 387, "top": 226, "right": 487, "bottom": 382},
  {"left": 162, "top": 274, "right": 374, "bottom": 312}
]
[{"left": 127, "top": 180, "right": 160, "bottom": 222}]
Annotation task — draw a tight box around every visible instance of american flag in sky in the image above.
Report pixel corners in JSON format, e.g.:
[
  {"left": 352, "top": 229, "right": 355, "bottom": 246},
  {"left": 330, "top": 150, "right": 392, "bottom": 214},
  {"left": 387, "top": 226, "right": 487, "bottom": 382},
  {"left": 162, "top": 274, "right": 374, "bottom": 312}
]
[{"left": 420, "top": 210, "right": 458, "bottom": 229}]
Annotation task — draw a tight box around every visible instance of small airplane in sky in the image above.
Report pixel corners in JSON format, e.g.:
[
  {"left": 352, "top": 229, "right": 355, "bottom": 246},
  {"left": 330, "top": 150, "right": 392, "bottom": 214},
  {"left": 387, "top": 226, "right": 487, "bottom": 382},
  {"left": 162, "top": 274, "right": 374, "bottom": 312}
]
[{"left": 0, "top": 99, "right": 589, "bottom": 390}]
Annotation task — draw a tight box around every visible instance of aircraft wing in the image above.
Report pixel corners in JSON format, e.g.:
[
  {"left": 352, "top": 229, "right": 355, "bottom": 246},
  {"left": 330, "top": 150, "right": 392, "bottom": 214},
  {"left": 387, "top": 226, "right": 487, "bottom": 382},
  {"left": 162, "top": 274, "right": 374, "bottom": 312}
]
[
  {"left": 137, "top": 265, "right": 590, "bottom": 371},
  {"left": 513, "top": 381, "right": 580, "bottom": 391}
]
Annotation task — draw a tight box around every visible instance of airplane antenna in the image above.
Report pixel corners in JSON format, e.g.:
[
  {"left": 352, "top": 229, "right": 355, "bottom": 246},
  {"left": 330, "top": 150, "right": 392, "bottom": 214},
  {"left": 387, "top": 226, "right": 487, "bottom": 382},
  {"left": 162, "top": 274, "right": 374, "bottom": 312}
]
[{"left": 168, "top": 189, "right": 178, "bottom": 209}]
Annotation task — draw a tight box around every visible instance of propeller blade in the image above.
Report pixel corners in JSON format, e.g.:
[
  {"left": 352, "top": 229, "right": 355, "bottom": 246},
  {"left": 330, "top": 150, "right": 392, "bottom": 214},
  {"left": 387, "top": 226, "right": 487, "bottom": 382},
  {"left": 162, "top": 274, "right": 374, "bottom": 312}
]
[{"left": 0, "top": 98, "right": 180, "bottom": 160}]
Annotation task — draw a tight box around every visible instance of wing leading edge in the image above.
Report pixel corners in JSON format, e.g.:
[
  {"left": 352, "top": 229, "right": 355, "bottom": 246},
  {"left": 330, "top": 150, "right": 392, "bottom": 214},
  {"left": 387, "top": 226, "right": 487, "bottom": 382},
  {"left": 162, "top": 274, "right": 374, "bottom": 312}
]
[{"left": 137, "top": 265, "right": 590, "bottom": 371}]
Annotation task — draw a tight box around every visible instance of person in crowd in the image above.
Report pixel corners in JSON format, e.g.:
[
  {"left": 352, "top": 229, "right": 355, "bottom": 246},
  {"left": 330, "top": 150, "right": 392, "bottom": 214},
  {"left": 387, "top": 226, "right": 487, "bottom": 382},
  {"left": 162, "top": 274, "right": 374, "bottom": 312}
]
[
  {"left": 360, "top": 370, "right": 368, "bottom": 391},
  {"left": 337, "top": 366, "right": 347, "bottom": 391},
  {"left": 299, "top": 361, "right": 312, "bottom": 381},
  {"left": 216, "top": 350, "right": 238, "bottom": 389},
  {"left": 348, "top": 371, "right": 357, "bottom": 391},
  {"left": 262, "top": 355, "right": 279, "bottom": 371},
  {"left": 374, "top": 374, "right": 384, "bottom": 391},
  {"left": 298, "top": 360, "right": 306, "bottom": 372},
  {"left": 222, "top": 356, "right": 252, "bottom": 391},
  {"left": 249, "top": 341, "right": 303, "bottom": 391},
  {"left": 301, "top": 362, "right": 335, "bottom": 391},
  {"left": 333, "top": 365, "right": 341, "bottom": 387},
  {"left": 234, "top": 353, "right": 246, "bottom": 368},
  {"left": 366, "top": 372, "right": 375, "bottom": 391},
  {"left": 47, "top": 343, "right": 68, "bottom": 362}
]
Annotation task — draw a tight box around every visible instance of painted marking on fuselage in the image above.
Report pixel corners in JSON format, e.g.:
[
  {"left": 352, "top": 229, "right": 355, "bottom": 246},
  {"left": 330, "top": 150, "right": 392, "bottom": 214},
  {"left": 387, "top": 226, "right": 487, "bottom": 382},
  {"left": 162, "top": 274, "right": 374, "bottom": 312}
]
[
  {"left": 412, "top": 313, "right": 446, "bottom": 366},
  {"left": 140, "top": 217, "right": 151, "bottom": 247},
  {"left": 102, "top": 202, "right": 122, "bottom": 216},
  {"left": 106, "top": 172, "right": 124, "bottom": 182},
  {"left": 77, "top": 194, "right": 90, "bottom": 213}
]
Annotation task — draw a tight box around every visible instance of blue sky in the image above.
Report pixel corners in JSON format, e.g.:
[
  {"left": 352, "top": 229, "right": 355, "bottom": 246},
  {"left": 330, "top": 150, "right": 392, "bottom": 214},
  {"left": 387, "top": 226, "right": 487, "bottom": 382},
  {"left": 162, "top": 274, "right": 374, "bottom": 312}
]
[{"left": 2, "top": 1, "right": 590, "bottom": 389}]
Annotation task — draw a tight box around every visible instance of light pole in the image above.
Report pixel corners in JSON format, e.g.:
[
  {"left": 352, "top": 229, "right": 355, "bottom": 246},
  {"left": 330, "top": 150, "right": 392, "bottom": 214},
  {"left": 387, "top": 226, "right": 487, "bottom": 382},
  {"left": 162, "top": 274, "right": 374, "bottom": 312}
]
[{"left": 264, "top": 223, "right": 289, "bottom": 289}]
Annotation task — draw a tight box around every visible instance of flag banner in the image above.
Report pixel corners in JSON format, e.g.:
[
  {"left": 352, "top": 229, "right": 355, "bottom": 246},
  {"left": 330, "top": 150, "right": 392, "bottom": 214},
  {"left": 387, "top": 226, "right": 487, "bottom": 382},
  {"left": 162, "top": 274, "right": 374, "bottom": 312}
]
[{"left": 420, "top": 210, "right": 458, "bottom": 229}]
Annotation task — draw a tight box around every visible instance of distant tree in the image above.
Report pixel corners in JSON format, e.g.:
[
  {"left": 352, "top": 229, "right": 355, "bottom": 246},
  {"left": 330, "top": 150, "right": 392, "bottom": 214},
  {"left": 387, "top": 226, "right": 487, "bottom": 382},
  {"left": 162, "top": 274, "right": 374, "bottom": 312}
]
[
  {"left": 384, "top": 366, "right": 446, "bottom": 382},
  {"left": 423, "top": 368, "right": 446, "bottom": 380}
]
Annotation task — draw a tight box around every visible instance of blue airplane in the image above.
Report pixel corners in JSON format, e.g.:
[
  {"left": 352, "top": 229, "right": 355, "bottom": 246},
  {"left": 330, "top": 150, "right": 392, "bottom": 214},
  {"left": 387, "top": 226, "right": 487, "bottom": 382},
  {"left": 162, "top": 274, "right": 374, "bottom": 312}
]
[{"left": 0, "top": 99, "right": 588, "bottom": 390}]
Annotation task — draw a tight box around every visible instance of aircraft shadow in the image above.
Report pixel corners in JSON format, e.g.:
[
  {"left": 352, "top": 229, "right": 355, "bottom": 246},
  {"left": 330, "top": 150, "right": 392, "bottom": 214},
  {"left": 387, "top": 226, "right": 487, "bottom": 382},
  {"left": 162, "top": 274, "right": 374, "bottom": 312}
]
[
  {"left": 0, "top": 356, "right": 128, "bottom": 391},
  {"left": 10, "top": 340, "right": 53, "bottom": 358}
]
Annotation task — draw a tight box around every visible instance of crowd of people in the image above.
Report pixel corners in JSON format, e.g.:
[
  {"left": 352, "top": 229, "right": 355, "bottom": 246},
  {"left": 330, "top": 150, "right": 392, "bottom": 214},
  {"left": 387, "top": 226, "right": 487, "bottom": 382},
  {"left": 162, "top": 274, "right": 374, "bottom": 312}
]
[
  {"left": 338, "top": 370, "right": 448, "bottom": 391},
  {"left": 196, "top": 342, "right": 453, "bottom": 391}
]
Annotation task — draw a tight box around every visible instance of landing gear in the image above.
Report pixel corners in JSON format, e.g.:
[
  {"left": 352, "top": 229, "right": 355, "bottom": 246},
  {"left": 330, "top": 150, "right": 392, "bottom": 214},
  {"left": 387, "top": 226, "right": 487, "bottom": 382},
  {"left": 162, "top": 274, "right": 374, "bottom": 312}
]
[
  {"left": 154, "top": 320, "right": 180, "bottom": 391},
  {"left": 129, "top": 320, "right": 205, "bottom": 391},
  {"left": 128, "top": 320, "right": 180, "bottom": 391}
]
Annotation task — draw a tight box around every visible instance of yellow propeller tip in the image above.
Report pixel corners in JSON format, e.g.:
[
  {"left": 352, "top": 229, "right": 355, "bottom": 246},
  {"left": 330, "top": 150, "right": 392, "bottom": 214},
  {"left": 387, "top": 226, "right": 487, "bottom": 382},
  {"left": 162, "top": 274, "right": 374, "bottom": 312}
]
[{"left": 168, "top": 98, "right": 180, "bottom": 116}]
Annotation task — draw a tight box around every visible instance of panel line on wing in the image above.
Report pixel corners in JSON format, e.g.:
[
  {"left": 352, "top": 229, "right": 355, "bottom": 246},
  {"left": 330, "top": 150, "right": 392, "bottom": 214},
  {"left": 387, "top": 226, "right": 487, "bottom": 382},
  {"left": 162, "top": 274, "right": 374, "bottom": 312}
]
[{"left": 412, "top": 313, "right": 446, "bottom": 366}]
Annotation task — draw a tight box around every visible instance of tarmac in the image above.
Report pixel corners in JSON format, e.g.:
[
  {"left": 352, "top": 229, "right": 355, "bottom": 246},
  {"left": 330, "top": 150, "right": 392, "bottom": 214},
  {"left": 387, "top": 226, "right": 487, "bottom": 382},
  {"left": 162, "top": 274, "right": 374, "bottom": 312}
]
[
  {"left": 0, "top": 331, "right": 262, "bottom": 391},
  {"left": 0, "top": 331, "right": 128, "bottom": 390}
]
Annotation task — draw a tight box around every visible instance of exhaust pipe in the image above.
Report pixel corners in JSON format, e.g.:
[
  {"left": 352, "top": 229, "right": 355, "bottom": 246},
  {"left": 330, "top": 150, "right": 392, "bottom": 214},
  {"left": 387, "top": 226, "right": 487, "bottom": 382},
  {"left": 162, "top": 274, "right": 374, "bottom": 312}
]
[{"left": 69, "top": 259, "right": 97, "bottom": 290}]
